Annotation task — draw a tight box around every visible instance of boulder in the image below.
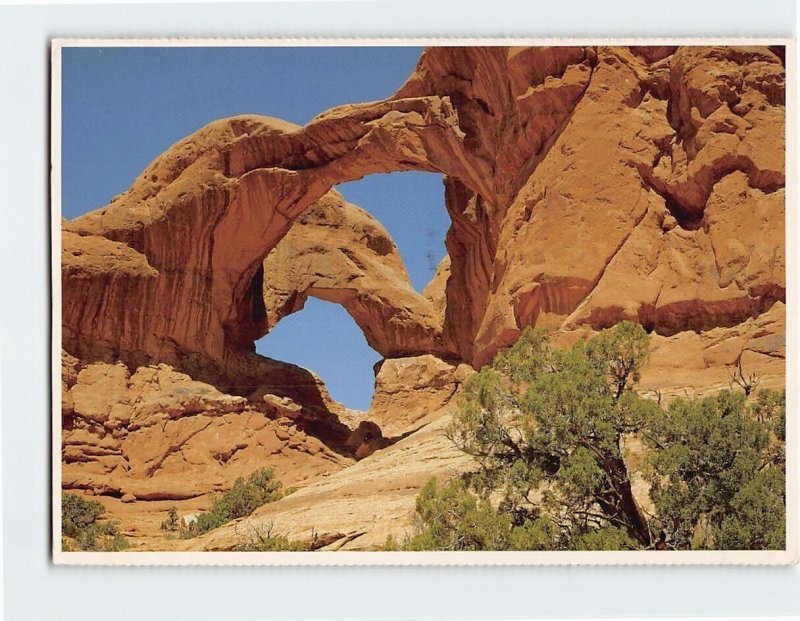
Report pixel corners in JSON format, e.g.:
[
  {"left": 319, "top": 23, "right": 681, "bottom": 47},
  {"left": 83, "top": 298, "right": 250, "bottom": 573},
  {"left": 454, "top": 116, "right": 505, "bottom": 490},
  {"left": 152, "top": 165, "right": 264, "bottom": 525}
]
[{"left": 368, "top": 355, "right": 466, "bottom": 437}]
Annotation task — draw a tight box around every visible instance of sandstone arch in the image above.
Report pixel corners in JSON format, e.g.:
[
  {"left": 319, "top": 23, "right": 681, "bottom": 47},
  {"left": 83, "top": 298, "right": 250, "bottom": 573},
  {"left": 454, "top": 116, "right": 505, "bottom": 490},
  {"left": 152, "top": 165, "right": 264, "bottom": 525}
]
[
  {"left": 62, "top": 45, "right": 785, "bottom": 385},
  {"left": 63, "top": 46, "right": 599, "bottom": 382},
  {"left": 259, "top": 189, "right": 452, "bottom": 360}
]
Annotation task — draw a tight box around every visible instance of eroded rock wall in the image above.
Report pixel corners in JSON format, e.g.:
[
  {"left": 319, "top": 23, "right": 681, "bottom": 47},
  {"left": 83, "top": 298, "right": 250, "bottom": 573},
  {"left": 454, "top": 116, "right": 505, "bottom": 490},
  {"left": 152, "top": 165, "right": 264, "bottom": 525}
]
[
  {"left": 474, "top": 46, "right": 785, "bottom": 364},
  {"left": 65, "top": 46, "right": 783, "bottom": 371},
  {"left": 61, "top": 351, "right": 352, "bottom": 500}
]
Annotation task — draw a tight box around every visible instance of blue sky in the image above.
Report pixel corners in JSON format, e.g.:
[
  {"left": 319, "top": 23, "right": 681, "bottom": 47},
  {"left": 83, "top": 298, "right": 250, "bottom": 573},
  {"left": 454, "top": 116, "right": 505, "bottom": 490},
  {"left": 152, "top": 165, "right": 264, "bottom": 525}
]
[{"left": 62, "top": 46, "right": 450, "bottom": 410}]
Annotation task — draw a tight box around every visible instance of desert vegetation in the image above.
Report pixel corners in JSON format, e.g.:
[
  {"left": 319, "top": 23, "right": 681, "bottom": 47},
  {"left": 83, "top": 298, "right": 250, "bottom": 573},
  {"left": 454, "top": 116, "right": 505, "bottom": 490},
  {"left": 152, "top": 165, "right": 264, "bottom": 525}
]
[
  {"left": 232, "top": 523, "right": 310, "bottom": 551},
  {"left": 163, "top": 468, "right": 284, "bottom": 538},
  {"left": 61, "top": 493, "right": 130, "bottom": 552},
  {"left": 395, "top": 323, "right": 786, "bottom": 551}
]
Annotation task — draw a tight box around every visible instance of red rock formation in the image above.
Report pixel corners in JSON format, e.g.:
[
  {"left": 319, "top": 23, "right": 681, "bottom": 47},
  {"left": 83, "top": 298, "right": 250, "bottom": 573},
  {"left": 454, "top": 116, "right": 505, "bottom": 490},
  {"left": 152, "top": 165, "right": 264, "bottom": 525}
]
[
  {"left": 396, "top": 46, "right": 598, "bottom": 360},
  {"left": 62, "top": 46, "right": 602, "bottom": 379},
  {"left": 63, "top": 45, "right": 783, "bottom": 374},
  {"left": 475, "top": 45, "right": 784, "bottom": 364},
  {"left": 367, "top": 354, "right": 471, "bottom": 437},
  {"left": 61, "top": 352, "right": 352, "bottom": 500}
]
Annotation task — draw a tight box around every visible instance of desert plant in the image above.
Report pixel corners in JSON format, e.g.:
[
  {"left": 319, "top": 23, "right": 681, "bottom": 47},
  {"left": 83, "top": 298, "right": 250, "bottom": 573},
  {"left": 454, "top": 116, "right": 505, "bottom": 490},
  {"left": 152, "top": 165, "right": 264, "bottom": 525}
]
[
  {"left": 729, "top": 355, "right": 761, "bottom": 396},
  {"left": 61, "top": 493, "right": 131, "bottom": 551},
  {"left": 233, "top": 523, "right": 308, "bottom": 551},
  {"left": 401, "top": 477, "right": 559, "bottom": 551},
  {"left": 445, "top": 321, "right": 657, "bottom": 548},
  {"left": 161, "top": 506, "right": 180, "bottom": 532},
  {"left": 182, "top": 467, "right": 284, "bottom": 537},
  {"left": 62, "top": 492, "right": 104, "bottom": 539},
  {"left": 645, "top": 389, "right": 786, "bottom": 550}
]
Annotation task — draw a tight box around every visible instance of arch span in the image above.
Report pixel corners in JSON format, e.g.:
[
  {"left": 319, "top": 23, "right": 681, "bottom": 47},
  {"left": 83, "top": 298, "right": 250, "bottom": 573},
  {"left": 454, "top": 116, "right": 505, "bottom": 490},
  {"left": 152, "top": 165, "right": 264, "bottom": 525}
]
[
  {"left": 62, "top": 46, "right": 785, "bottom": 383},
  {"left": 63, "top": 46, "right": 598, "bottom": 382},
  {"left": 259, "top": 190, "right": 451, "bottom": 360}
]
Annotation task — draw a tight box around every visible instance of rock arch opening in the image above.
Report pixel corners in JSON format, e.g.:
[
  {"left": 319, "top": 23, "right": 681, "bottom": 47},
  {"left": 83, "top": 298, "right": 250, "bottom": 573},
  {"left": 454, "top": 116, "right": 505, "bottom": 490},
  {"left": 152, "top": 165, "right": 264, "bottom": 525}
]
[
  {"left": 335, "top": 171, "right": 450, "bottom": 294},
  {"left": 246, "top": 169, "right": 453, "bottom": 412},
  {"left": 255, "top": 298, "right": 381, "bottom": 411}
]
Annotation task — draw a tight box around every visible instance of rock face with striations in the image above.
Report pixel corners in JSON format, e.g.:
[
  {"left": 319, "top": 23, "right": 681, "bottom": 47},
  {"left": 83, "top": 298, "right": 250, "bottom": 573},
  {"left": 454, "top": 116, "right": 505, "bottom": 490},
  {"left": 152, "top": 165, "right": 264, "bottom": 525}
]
[
  {"left": 61, "top": 351, "right": 352, "bottom": 501},
  {"left": 476, "top": 46, "right": 785, "bottom": 364},
  {"left": 60, "top": 45, "right": 785, "bottom": 549}
]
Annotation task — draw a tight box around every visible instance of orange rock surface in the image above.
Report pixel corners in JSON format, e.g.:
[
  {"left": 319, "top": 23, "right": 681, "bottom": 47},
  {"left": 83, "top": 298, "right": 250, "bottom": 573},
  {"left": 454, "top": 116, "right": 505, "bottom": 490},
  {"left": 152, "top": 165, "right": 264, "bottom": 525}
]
[
  {"left": 261, "top": 191, "right": 451, "bottom": 358},
  {"left": 61, "top": 352, "right": 352, "bottom": 501}
]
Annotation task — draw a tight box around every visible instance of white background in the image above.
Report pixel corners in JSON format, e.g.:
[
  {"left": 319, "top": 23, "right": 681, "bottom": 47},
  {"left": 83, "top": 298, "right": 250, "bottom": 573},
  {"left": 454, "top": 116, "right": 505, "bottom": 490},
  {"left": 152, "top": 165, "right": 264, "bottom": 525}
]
[{"left": 0, "top": 1, "right": 798, "bottom": 619}]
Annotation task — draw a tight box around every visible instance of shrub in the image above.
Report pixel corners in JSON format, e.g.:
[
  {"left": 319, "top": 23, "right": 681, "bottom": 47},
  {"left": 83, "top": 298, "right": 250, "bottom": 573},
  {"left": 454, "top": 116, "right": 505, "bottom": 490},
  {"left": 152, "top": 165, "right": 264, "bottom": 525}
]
[
  {"left": 401, "top": 477, "right": 558, "bottom": 551},
  {"left": 182, "top": 468, "right": 283, "bottom": 538},
  {"left": 161, "top": 506, "right": 179, "bottom": 532},
  {"left": 62, "top": 492, "right": 104, "bottom": 539},
  {"left": 381, "top": 534, "right": 399, "bottom": 551},
  {"left": 61, "top": 493, "right": 130, "bottom": 551},
  {"left": 403, "top": 478, "right": 515, "bottom": 551},
  {"left": 233, "top": 523, "right": 308, "bottom": 551},
  {"left": 222, "top": 467, "right": 283, "bottom": 520}
]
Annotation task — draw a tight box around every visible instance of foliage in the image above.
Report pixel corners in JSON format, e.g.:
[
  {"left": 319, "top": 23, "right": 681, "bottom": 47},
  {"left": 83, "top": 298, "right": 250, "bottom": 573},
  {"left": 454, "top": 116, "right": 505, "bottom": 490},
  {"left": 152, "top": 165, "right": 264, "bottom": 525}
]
[
  {"left": 226, "top": 467, "right": 283, "bottom": 517},
  {"left": 729, "top": 355, "right": 761, "bottom": 396},
  {"left": 403, "top": 478, "right": 514, "bottom": 551},
  {"left": 233, "top": 523, "right": 309, "bottom": 552},
  {"left": 181, "top": 468, "right": 283, "bottom": 538},
  {"left": 401, "top": 322, "right": 786, "bottom": 551},
  {"left": 645, "top": 389, "right": 786, "bottom": 550},
  {"left": 62, "top": 492, "right": 104, "bottom": 539},
  {"left": 397, "top": 477, "right": 558, "bottom": 551},
  {"left": 381, "top": 534, "right": 400, "bottom": 551},
  {"left": 61, "top": 493, "right": 130, "bottom": 551}
]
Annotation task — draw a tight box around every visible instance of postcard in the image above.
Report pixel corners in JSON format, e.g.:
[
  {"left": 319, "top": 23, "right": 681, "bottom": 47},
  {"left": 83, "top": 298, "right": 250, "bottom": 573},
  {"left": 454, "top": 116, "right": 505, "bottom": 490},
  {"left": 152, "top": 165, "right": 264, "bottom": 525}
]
[{"left": 52, "top": 38, "right": 796, "bottom": 565}]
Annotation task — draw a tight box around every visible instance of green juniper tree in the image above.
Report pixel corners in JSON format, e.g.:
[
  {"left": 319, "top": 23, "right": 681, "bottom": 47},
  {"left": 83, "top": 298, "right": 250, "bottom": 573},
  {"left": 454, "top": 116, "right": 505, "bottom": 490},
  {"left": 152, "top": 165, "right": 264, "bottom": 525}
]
[
  {"left": 645, "top": 388, "right": 786, "bottom": 550},
  {"left": 61, "top": 493, "right": 130, "bottom": 551},
  {"left": 402, "top": 322, "right": 786, "bottom": 551}
]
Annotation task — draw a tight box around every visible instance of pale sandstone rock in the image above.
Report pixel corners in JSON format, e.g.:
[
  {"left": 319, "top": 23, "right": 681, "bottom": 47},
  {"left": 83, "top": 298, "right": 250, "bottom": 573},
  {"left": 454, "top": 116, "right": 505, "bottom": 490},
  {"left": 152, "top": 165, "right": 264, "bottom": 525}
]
[
  {"left": 368, "top": 355, "right": 462, "bottom": 437},
  {"left": 194, "top": 410, "right": 476, "bottom": 551},
  {"left": 422, "top": 255, "right": 450, "bottom": 320},
  {"left": 638, "top": 301, "right": 785, "bottom": 399}
]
